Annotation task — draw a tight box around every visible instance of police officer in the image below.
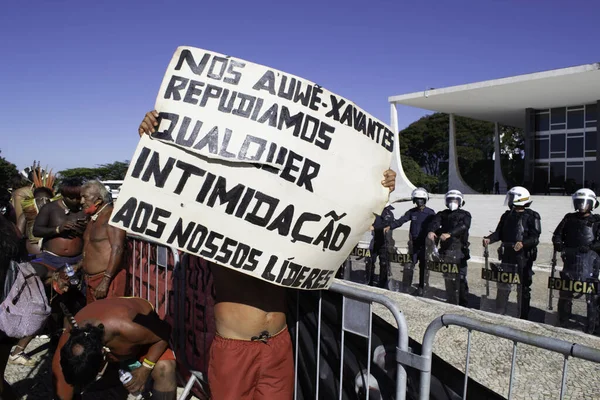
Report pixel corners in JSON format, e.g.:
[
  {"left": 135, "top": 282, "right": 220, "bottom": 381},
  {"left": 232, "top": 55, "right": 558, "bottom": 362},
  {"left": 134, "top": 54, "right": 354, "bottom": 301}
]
[
  {"left": 384, "top": 187, "right": 435, "bottom": 294},
  {"left": 427, "top": 190, "right": 471, "bottom": 306},
  {"left": 552, "top": 188, "right": 600, "bottom": 332},
  {"left": 483, "top": 186, "right": 541, "bottom": 320},
  {"left": 367, "top": 203, "right": 395, "bottom": 288}
]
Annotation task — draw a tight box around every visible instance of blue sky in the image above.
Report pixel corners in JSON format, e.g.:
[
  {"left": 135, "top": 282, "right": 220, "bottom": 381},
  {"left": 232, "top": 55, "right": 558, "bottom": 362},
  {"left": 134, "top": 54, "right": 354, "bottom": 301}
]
[{"left": 1, "top": 0, "right": 598, "bottom": 172}]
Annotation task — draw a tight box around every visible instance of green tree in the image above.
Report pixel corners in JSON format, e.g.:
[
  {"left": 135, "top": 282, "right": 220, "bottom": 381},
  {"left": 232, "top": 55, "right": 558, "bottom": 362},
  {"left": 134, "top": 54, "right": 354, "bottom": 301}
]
[
  {"left": 400, "top": 156, "right": 438, "bottom": 192},
  {"left": 399, "top": 113, "right": 523, "bottom": 193},
  {"left": 0, "top": 150, "right": 21, "bottom": 189},
  {"left": 58, "top": 160, "right": 130, "bottom": 182}
]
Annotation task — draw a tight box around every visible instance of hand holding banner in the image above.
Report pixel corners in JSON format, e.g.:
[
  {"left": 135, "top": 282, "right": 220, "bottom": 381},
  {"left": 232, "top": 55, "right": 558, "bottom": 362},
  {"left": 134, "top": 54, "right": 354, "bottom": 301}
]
[{"left": 110, "top": 46, "right": 394, "bottom": 290}]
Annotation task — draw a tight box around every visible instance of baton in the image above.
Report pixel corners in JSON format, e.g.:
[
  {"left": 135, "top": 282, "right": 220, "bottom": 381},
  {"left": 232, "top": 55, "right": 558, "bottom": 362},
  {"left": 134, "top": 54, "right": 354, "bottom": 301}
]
[
  {"left": 548, "top": 250, "right": 557, "bottom": 311},
  {"left": 484, "top": 244, "right": 490, "bottom": 297}
]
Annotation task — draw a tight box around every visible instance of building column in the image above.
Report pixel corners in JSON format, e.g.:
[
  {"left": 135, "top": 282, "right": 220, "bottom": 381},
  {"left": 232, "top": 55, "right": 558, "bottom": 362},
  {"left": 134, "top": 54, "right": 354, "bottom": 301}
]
[
  {"left": 493, "top": 122, "right": 509, "bottom": 193},
  {"left": 447, "top": 113, "right": 478, "bottom": 194},
  {"left": 524, "top": 108, "right": 535, "bottom": 186},
  {"left": 388, "top": 102, "right": 416, "bottom": 199},
  {"left": 594, "top": 100, "right": 600, "bottom": 192}
]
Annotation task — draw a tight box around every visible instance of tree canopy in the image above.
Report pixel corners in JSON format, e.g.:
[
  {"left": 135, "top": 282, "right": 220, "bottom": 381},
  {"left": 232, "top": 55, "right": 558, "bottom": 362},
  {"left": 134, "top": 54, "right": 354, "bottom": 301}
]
[
  {"left": 398, "top": 113, "right": 524, "bottom": 193},
  {"left": 57, "top": 161, "right": 129, "bottom": 182},
  {"left": 0, "top": 150, "right": 22, "bottom": 189}
]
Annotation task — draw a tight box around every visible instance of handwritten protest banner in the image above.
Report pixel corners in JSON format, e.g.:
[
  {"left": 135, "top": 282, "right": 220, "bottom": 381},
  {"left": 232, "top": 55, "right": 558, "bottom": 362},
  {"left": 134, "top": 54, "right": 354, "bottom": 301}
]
[{"left": 110, "top": 46, "right": 394, "bottom": 289}]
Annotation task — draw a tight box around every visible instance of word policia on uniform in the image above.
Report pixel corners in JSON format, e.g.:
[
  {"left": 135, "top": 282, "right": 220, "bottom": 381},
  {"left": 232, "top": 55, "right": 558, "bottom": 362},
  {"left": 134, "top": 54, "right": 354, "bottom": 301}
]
[{"left": 110, "top": 46, "right": 395, "bottom": 290}]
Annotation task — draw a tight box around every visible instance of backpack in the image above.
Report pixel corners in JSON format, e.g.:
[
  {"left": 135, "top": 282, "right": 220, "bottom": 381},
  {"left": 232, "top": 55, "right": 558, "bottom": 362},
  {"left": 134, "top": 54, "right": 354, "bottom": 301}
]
[{"left": 0, "top": 261, "right": 51, "bottom": 338}]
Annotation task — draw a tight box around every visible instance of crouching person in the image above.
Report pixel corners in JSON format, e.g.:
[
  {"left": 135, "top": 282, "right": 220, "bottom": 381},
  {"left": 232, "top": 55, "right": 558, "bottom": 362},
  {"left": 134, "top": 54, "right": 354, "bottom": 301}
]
[{"left": 52, "top": 297, "right": 176, "bottom": 400}]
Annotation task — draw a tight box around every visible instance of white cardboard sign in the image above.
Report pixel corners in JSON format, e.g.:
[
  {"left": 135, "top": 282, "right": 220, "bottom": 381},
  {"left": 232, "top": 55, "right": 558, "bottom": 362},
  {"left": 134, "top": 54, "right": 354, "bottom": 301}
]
[{"left": 110, "top": 46, "right": 394, "bottom": 290}]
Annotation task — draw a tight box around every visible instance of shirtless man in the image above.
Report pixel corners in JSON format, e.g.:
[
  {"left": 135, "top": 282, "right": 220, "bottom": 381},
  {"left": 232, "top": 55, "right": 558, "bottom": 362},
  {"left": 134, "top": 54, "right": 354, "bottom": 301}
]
[
  {"left": 52, "top": 297, "right": 176, "bottom": 400},
  {"left": 80, "top": 180, "right": 128, "bottom": 304},
  {"left": 32, "top": 178, "right": 86, "bottom": 279},
  {"left": 139, "top": 110, "right": 397, "bottom": 399}
]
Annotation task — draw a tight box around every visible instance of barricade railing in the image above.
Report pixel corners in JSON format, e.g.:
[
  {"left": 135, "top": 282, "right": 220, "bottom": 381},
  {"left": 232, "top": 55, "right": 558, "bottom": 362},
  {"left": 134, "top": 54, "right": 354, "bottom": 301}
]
[
  {"left": 128, "top": 235, "right": 175, "bottom": 318},
  {"left": 292, "top": 281, "right": 410, "bottom": 400},
  {"left": 417, "top": 314, "right": 600, "bottom": 400},
  {"left": 126, "top": 235, "right": 212, "bottom": 400},
  {"left": 126, "top": 236, "right": 600, "bottom": 400}
]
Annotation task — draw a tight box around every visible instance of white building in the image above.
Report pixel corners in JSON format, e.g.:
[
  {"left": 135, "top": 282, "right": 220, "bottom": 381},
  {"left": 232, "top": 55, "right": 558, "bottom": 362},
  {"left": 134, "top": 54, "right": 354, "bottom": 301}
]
[{"left": 389, "top": 63, "right": 600, "bottom": 194}]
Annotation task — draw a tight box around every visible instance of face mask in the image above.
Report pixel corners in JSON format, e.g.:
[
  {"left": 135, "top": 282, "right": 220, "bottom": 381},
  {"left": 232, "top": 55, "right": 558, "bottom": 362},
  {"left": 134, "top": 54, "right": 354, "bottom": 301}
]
[
  {"left": 84, "top": 202, "right": 100, "bottom": 215},
  {"left": 415, "top": 199, "right": 425, "bottom": 208},
  {"left": 448, "top": 202, "right": 458, "bottom": 211}
]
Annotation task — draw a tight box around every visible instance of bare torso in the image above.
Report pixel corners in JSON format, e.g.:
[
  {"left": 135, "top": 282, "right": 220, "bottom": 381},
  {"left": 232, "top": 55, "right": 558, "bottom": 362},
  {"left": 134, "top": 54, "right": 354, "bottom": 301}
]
[
  {"left": 41, "top": 202, "right": 85, "bottom": 257},
  {"left": 75, "top": 297, "right": 154, "bottom": 360},
  {"left": 82, "top": 206, "right": 116, "bottom": 275},
  {"left": 210, "top": 264, "right": 287, "bottom": 340}
]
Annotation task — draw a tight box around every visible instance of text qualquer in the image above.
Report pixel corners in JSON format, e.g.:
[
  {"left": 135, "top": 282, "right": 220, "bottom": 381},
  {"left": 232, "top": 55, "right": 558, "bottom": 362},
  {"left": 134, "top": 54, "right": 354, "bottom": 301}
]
[{"left": 110, "top": 46, "right": 394, "bottom": 290}]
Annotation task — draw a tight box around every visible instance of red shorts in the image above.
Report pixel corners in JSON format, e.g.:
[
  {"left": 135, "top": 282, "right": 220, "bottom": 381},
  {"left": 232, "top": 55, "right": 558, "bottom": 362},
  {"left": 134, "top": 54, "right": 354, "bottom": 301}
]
[
  {"left": 208, "top": 327, "right": 294, "bottom": 400},
  {"left": 85, "top": 268, "right": 128, "bottom": 304}
]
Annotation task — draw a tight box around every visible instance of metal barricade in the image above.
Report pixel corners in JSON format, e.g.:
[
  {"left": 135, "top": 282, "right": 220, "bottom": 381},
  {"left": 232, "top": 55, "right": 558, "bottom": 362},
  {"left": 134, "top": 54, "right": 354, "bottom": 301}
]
[
  {"left": 127, "top": 236, "right": 212, "bottom": 400},
  {"left": 129, "top": 236, "right": 174, "bottom": 318},
  {"left": 292, "top": 281, "right": 410, "bottom": 400},
  {"left": 418, "top": 314, "right": 600, "bottom": 400}
]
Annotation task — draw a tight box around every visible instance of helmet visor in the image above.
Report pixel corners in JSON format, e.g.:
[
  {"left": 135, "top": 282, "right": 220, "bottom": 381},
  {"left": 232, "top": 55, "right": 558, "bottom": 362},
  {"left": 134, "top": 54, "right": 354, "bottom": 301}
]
[
  {"left": 574, "top": 198, "right": 593, "bottom": 213},
  {"left": 414, "top": 198, "right": 426, "bottom": 207},
  {"left": 504, "top": 193, "right": 516, "bottom": 207}
]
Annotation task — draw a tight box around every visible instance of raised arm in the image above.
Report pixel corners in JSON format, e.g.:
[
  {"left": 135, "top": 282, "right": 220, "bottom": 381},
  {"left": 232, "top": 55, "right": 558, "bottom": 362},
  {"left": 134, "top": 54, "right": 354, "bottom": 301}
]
[
  {"left": 118, "top": 317, "right": 171, "bottom": 394},
  {"left": 389, "top": 210, "right": 412, "bottom": 230}
]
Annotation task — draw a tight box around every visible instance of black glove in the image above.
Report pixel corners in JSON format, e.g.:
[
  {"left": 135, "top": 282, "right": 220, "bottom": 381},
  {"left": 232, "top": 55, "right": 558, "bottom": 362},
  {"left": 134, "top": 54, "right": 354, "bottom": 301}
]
[
  {"left": 578, "top": 245, "right": 590, "bottom": 253},
  {"left": 553, "top": 243, "right": 563, "bottom": 253}
]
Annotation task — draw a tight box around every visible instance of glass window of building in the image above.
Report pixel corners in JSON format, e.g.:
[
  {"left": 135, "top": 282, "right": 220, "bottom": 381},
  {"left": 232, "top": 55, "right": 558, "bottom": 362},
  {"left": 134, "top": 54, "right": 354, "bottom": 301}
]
[
  {"left": 550, "top": 162, "right": 565, "bottom": 184},
  {"left": 551, "top": 107, "right": 566, "bottom": 124},
  {"left": 585, "top": 161, "right": 596, "bottom": 185},
  {"left": 567, "top": 137, "right": 584, "bottom": 158},
  {"left": 567, "top": 109, "right": 584, "bottom": 129},
  {"left": 551, "top": 133, "right": 565, "bottom": 152},
  {"left": 535, "top": 112, "right": 549, "bottom": 131},
  {"left": 535, "top": 138, "right": 549, "bottom": 159},
  {"left": 586, "top": 103, "right": 598, "bottom": 122},
  {"left": 566, "top": 166, "right": 583, "bottom": 185}
]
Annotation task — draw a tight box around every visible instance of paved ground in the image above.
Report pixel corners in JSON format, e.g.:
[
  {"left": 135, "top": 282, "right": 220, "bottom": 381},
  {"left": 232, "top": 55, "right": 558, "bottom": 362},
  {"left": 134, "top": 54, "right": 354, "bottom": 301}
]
[{"left": 341, "top": 258, "right": 600, "bottom": 400}]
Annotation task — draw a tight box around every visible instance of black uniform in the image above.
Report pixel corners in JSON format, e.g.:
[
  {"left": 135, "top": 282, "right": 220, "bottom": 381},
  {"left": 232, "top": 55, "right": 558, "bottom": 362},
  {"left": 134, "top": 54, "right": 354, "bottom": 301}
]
[
  {"left": 486, "top": 208, "right": 541, "bottom": 319},
  {"left": 427, "top": 209, "right": 471, "bottom": 306},
  {"left": 552, "top": 212, "right": 600, "bottom": 332},
  {"left": 367, "top": 205, "right": 395, "bottom": 288},
  {"left": 389, "top": 206, "right": 435, "bottom": 289}
]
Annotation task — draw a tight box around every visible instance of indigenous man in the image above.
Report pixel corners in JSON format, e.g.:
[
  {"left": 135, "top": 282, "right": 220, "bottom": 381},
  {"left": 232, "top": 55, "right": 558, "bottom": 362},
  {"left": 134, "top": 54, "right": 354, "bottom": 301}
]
[
  {"left": 80, "top": 180, "right": 128, "bottom": 304},
  {"left": 32, "top": 178, "right": 86, "bottom": 280},
  {"left": 138, "top": 110, "right": 397, "bottom": 399},
  {"left": 52, "top": 297, "right": 176, "bottom": 400}
]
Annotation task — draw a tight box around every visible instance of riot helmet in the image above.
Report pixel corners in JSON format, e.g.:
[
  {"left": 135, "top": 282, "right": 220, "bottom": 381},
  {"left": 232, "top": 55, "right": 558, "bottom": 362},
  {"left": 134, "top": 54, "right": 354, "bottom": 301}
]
[
  {"left": 445, "top": 190, "right": 464, "bottom": 212},
  {"left": 572, "top": 188, "right": 598, "bottom": 214},
  {"left": 504, "top": 186, "right": 532, "bottom": 208},
  {"left": 411, "top": 187, "right": 429, "bottom": 208}
]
